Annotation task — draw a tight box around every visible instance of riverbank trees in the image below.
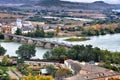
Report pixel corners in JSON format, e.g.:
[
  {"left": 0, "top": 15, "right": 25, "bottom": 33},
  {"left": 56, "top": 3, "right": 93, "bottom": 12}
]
[
  {"left": 16, "top": 44, "right": 36, "bottom": 60},
  {"left": 81, "top": 24, "right": 120, "bottom": 36},
  {"left": 0, "top": 46, "right": 6, "bottom": 56},
  {"left": 0, "top": 32, "right": 4, "bottom": 39},
  {"left": 15, "top": 28, "right": 22, "bottom": 35},
  {"left": 43, "top": 45, "right": 120, "bottom": 64},
  {"left": 23, "top": 26, "right": 45, "bottom": 38}
]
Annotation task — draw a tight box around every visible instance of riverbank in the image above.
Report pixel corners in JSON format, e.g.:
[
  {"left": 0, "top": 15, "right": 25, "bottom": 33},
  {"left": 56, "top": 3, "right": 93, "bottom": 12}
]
[{"left": 0, "top": 39, "right": 12, "bottom": 42}]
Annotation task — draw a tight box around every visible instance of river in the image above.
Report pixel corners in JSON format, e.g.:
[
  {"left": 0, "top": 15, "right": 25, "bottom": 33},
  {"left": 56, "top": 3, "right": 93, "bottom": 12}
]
[
  {"left": 1, "top": 42, "right": 48, "bottom": 59},
  {"left": 43, "top": 33, "right": 120, "bottom": 52},
  {"left": 1, "top": 33, "right": 120, "bottom": 59}
]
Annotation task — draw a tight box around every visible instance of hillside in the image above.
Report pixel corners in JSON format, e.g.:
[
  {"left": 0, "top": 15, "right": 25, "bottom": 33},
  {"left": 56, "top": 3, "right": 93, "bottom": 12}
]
[
  {"left": 0, "top": 0, "right": 119, "bottom": 10},
  {"left": 0, "top": 0, "right": 39, "bottom": 4},
  {"left": 36, "top": 0, "right": 117, "bottom": 10}
]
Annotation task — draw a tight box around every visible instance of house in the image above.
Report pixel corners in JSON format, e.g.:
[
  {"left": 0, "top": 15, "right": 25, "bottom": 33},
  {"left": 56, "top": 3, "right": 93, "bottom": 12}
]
[
  {"left": 40, "top": 69, "right": 48, "bottom": 75},
  {"left": 1, "top": 23, "right": 17, "bottom": 34},
  {"left": 64, "top": 60, "right": 120, "bottom": 80},
  {"left": 1, "top": 25, "right": 12, "bottom": 34},
  {"left": 0, "top": 56, "right": 4, "bottom": 62},
  {"left": 22, "top": 21, "right": 35, "bottom": 33},
  {"left": 0, "top": 18, "right": 36, "bottom": 34}
]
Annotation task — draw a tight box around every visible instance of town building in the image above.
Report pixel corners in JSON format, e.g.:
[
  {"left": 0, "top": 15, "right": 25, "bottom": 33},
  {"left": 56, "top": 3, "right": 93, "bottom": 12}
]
[
  {"left": 16, "top": 18, "right": 22, "bottom": 29},
  {"left": 0, "top": 18, "right": 36, "bottom": 34},
  {"left": 64, "top": 60, "right": 120, "bottom": 80},
  {"left": 1, "top": 23, "right": 17, "bottom": 34}
]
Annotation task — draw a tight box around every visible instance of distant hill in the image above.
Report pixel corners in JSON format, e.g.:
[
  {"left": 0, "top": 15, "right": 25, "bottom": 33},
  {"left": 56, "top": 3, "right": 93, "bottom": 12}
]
[
  {"left": 0, "top": 0, "right": 39, "bottom": 4},
  {"left": 35, "top": 0, "right": 116, "bottom": 10},
  {"left": 0, "top": 0, "right": 119, "bottom": 10}
]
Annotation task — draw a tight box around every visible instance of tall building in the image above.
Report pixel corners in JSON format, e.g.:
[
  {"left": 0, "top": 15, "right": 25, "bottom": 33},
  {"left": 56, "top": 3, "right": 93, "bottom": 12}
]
[{"left": 16, "top": 18, "right": 22, "bottom": 29}]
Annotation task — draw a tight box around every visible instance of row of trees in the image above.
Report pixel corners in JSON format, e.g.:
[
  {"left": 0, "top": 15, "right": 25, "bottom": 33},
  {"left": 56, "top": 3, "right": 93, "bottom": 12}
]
[
  {"left": 82, "top": 24, "right": 120, "bottom": 36},
  {"left": 1, "top": 43, "right": 120, "bottom": 64},
  {"left": 43, "top": 45, "right": 120, "bottom": 64},
  {"left": 15, "top": 27, "right": 45, "bottom": 38},
  {"left": 15, "top": 26, "right": 55, "bottom": 38},
  {"left": 21, "top": 75, "right": 53, "bottom": 80},
  {"left": 24, "top": 26, "right": 45, "bottom": 38}
]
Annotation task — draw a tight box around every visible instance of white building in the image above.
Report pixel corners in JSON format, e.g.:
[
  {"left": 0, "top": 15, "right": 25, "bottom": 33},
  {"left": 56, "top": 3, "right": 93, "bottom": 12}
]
[
  {"left": 11, "top": 26, "right": 17, "bottom": 34},
  {"left": 0, "top": 23, "right": 2, "bottom": 27},
  {"left": 16, "top": 18, "right": 22, "bottom": 29},
  {"left": 22, "top": 21, "right": 35, "bottom": 33}
]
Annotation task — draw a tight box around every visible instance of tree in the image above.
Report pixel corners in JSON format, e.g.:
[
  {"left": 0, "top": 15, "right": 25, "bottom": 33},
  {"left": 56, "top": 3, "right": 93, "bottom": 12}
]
[
  {"left": 16, "top": 44, "right": 36, "bottom": 60},
  {"left": 2, "top": 56, "right": 9, "bottom": 66},
  {"left": 55, "top": 68, "right": 71, "bottom": 79},
  {"left": 0, "top": 32, "right": 4, "bottom": 39},
  {"left": 0, "top": 46, "right": 6, "bottom": 56},
  {"left": 46, "top": 64, "right": 57, "bottom": 76},
  {"left": 21, "top": 75, "right": 53, "bottom": 80},
  {"left": 56, "top": 26, "right": 60, "bottom": 36},
  {"left": 35, "top": 27, "right": 45, "bottom": 37},
  {"left": 43, "top": 47, "right": 67, "bottom": 61},
  {"left": 15, "top": 28, "right": 22, "bottom": 35},
  {"left": 46, "top": 32, "right": 55, "bottom": 37}
]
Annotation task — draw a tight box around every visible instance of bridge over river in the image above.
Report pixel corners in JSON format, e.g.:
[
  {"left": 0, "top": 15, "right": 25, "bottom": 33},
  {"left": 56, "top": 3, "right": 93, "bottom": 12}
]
[{"left": 3, "top": 33, "right": 74, "bottom": 49}]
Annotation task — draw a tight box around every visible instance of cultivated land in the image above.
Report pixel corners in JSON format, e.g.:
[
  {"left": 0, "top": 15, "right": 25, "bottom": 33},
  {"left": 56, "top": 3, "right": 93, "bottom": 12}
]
[{"left": 0, "top": 13, "right": 23, "bottom": 19}]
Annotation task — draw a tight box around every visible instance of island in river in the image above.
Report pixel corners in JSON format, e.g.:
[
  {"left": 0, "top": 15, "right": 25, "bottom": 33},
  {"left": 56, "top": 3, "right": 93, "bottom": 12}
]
[{"left": 65, "top": 37, "right": 90, "bottom": 42}]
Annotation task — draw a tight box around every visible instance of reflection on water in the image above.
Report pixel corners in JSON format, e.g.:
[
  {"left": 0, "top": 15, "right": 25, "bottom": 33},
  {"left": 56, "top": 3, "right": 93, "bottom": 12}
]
[{"left": 1, "top": 42, "right": 48, "bottom": 59}]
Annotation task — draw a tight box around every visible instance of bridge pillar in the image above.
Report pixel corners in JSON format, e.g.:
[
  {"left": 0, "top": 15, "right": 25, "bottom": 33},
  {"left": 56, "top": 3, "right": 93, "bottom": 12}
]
[
  {"left": 54, "top": 44, "right": 59, "bottom": 48},
  {"left": 4, "top": 35, "right": 10, "bottom": 40},
  {"left": 20, "top": 38, "right": 26, "bottom": 44},
  {"left": 35, "top": 41, "right": 44, "bottom": 47},
  {"left": 44, "top": 43, "right": 52, "bottom": 49},
  {"left": 12, "top": 37, "right": 18, "bottom": 42},
  {"left": 28, "top": 39, "right": 34, "bottom": 44}
]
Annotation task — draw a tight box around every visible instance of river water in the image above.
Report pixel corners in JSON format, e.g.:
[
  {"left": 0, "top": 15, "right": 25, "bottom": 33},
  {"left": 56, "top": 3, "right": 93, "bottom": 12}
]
[
  {"left": 1, "top": 33, "right": 120, "bottom": 59},
  {"left": 1, "top": 42, "right": 48, "bottom": 59}
]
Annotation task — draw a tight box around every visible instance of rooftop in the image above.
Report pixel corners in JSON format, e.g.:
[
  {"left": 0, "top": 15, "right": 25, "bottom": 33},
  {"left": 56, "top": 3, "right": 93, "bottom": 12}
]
[{"left": 64, "top": 60, "right": 120, "bottom": 80}]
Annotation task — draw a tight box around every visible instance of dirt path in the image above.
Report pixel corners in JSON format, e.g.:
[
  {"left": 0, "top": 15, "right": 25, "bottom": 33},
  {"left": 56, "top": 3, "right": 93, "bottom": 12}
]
[{"left": 7, "top": 70, "right": 19, "bottom": 80}]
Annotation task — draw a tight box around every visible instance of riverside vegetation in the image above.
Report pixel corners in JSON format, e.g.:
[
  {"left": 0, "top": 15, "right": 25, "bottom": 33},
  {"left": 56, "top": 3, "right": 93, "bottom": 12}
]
[
  {"left": 65, "top": 37, "right": 90, "bottom": 42},
  {"left": 44, "top": 45, "right": 120, "bottom": 72},
  {"left": 81, "top": 24, "right": 120, "bottom": 36}
]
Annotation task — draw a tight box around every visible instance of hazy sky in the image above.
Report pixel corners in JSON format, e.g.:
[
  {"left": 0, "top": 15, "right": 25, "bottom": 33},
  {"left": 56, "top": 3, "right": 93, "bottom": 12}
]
[{"left": 61, "top": 0, "right": 120, "bottom": 4}]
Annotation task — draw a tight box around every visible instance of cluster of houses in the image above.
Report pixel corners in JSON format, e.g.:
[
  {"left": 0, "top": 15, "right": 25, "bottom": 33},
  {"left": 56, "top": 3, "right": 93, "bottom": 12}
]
[
  {"left": 22, "top": 59, "right": 120, "bottom": 80},
  {"left": 64, "top": 60, "right": 120, "bottom": 80},
  {"left": 0, "top": 18, "right": 35, "bottom": 34},
  {"left": 0, "top": 55, "right": 119, "bottom": 80}
]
